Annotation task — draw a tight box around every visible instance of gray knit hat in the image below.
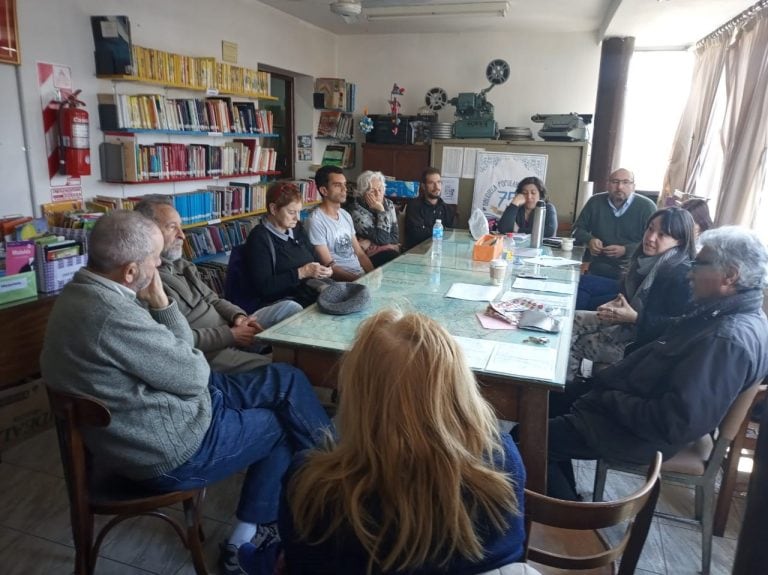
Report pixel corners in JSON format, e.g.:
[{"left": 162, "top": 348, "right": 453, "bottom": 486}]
[{"left": 317, "top": 282, "right": 371, "bottom": 315}]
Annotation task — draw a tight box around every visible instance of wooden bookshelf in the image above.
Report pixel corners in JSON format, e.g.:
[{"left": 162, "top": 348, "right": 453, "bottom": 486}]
[
  {"left": 182, "top": 209, "right": 266, "bottom": 230},
  {"left": 98, "top": 74, "right": 278, "bottom": 102}
]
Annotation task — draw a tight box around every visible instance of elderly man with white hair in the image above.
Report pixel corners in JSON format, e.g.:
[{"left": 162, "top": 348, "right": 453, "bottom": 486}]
[{"left": 546, "top": 225, "right": 768, "bottom": 501}]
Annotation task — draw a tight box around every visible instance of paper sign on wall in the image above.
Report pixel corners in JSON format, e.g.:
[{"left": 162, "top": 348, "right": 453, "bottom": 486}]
[
  {"left": 472, "top": 152, "right": 548, "bottom": 219},
  {"left": 441, "top": 177, "right": 459, "bottom": 205}
]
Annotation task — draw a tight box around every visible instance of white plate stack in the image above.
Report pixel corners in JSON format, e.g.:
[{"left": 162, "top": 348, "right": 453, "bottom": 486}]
[
  {"left": 499, "top": 126, "right": 533, "bottom": 141},
  {"left": 431, "top": 122, "right": 453, "bottom": 139}
]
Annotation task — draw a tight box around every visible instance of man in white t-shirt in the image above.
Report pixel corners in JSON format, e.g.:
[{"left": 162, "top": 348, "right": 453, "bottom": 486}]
[{"left": 307, "top": 166, "right": 373, "bottom": 281}]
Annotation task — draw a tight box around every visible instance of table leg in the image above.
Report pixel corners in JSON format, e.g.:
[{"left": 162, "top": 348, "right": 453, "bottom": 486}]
[{"left": 517, "top": 388, "right": 550, "bottom": 493}]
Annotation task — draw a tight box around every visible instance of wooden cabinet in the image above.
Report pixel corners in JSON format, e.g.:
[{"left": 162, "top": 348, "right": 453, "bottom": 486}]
[{"left": 362, "top": 144, "right": 430, "bottom": 182}]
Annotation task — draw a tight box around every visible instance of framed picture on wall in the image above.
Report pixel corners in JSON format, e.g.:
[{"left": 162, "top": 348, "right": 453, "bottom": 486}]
[{"left": 0, "top": 0, "right": 20, "bottom": 65}]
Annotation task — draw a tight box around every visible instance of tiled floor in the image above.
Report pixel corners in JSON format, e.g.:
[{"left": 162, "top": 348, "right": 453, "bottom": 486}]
[{"left": 0, "top": 428, "right": 748, "bottom": 574}]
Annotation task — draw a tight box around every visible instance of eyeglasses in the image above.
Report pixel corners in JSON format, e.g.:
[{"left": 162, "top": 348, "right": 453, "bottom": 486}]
[{"left": 609, "top": 179, "right": 634, "bottom": 186}]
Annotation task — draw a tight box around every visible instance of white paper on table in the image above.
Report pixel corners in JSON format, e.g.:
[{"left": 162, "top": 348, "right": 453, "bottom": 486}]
[
  {"left": 441, "top": 177, "right": 459, "bottom": 205},
  {"left": 486, "top": 342, "right": 557, "bottom": 380},
  {"left": 445, "top": 282, "right": 502, "bottom": 301},
  {"left": 522, "top": 256, "right": 583, "bottom": 267},
  {"left": 441, "top": 146, "right": 464, "bottom": 178},
  {"left": 512, "top": 277, "right": 576, "bottom": 295},
  {"left": 453, "top": 336, "right": 495, "bottom": 370},
  {"left": 461, "top": 148, "right": 481, "bottom": 178}
]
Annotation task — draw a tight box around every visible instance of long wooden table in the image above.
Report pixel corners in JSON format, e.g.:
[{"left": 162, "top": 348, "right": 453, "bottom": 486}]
[{"left": 259, "top": 231, "right": 581, "bottom": 492}]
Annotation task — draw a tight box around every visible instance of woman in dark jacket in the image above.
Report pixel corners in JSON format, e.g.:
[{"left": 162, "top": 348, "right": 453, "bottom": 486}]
[
  {"left": 568, "top": 207, "right": 696, "bottom": 379},
  {"left": 497, "top": 176, "right": 558, "bottom": 237},
  {"left": 243, "top": 182, "right": 332, "bottom": 311}
]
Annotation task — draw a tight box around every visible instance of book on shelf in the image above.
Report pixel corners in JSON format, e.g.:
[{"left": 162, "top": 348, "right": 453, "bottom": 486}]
[
  {"left": 314, "top": 78, "right": 346, "bottom": 110},
  {"left": 317, "top": 110, "right": 342, "bottom": 138},
  {"left": 91, "top": 15, "right": 133, "bottom": 76},
  {"left": 321, "top": 143, "right": 355, "bottom": 169},
  {"left": 5, "top": 241, "right": 36, "bottom": 275}
]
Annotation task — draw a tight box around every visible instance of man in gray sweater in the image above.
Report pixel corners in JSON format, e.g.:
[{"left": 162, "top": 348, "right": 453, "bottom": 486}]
[
  {"left": 134, "top": 197, "right": 302, "bottom": 374},
  {"left": 41, "top": 211, "right": 332, "bottom": 575}
]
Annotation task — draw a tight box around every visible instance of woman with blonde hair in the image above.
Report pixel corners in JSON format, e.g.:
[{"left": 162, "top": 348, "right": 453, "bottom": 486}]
[{"left": 270, "top": 309, "right": 526, "bottom": 574}]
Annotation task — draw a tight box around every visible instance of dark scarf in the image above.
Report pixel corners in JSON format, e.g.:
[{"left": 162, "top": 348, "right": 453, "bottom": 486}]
[{"left": 680, "top": 288, "right": 765, "bottom": 324}]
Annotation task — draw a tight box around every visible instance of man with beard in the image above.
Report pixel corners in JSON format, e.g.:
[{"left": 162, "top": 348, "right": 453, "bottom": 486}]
[
  {"left": 547, "top": 226, "right": 768, "bottom": 501},
  {"left": 134, "top": 196, "right": 301, "bottom": 374},
  {"left": 404, "top": 167, "right": 455, "bottom": 250},
  {"left": 307, "top": 165, "right": 373, "bottom": 281},
  {"left": 41, "top": 211, "right": 333, "bottom": 574}
]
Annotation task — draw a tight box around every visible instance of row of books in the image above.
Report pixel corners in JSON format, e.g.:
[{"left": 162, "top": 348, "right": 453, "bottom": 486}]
[
  {"left": 172, "top": 182, "right": 270, "bottom": 224},
  {"left": 316, "top": 111, "right": 354, "bottom": 139},
  {"left": 98, "top": 93, "right": 273, "bottom": 134},
  {"left": 128, "top": 45, "right": 272, "bottom": 96},
  {"left": 321, "top": 143, "right": 355, "bottom": 169},
  {"left": 196, "top": 261, "right": 229, "bottom": 297},
  {"left": 314, "top": 78, "right": 356, "bottom": 112},
  {"left": 101, "top": 134, "right": 278, "bottom": 182},
  {"left": 183, "top": 216, "right": 261, "bottom": 260}
]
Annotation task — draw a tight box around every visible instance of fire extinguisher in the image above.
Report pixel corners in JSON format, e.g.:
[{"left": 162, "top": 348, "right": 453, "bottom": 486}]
[{"left": 58, "top": 89, "right": 91, "bottom": 177}]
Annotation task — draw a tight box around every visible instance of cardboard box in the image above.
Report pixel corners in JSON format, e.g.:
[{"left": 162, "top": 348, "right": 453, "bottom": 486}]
[
  {"left": 0, "top": 271, "right": 38, "bottom": 305},
  {"left": 0, "top": 379, "right": 53, "bottom": 453},
  {"left": 473, "top": 234, "right": 503, "bottom": 261}
]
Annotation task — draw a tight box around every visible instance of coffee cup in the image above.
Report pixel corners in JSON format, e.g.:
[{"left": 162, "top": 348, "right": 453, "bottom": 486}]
[
  {"left": 490, "top": 259, "right": 507, "bottom": 285},
  {"left": 561, "top": 238, "right": 574, "bottom": 251}
]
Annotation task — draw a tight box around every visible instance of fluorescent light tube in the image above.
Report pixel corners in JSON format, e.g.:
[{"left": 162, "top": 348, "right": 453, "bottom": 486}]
[{"left": 366, "top": 2, "right": 509, "bottom": 20}]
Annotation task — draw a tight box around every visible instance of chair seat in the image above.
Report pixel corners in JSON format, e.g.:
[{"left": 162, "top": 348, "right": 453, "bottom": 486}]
[
  {"left": 88, "top": 473, "right": 199, "bottom": 512},
  {"left": 661, "top": 435, "right": 713, "bottom": 476},
  {"left": 527, "top": 524, "right": 613, "bottom": 575}
]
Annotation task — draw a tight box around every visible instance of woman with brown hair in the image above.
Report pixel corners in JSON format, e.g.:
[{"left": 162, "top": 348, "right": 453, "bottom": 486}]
[
  {"left": 271, "top": 309, "right": 527, "bottom": 574},
  {"left": 237, "top": 181, "right": 332, "bottom": 313}
]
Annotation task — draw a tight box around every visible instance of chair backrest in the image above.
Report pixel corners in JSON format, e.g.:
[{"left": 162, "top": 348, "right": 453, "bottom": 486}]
[
  {"left": 719, "top": 382, "right": 765, "bottom": 443},
  {"left": 223, "top": 243, "right": 258, "bottom": 314},
  {"left": 46, "top": 387, "right": 111, "bottom": 524},
  {"left": 525, "top": 452, "right": 662, "bottom": 574}
]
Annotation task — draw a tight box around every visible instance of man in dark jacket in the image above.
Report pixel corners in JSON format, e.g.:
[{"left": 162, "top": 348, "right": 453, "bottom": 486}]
[
  {"left": 404, "top": 167, "right": 455, "bottom": 250},
  {"left": 548, "top": 226, "right": 768, "bottom": 500}
]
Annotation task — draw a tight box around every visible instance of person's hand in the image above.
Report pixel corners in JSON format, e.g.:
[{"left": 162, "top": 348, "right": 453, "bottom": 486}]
[
  {"left": 597, "top": 294, "right": 637, "bottom": 324},
  {"left": 358, "top": 238, "right": 372, "bottom": 252},
  {"left": 232, "top": 314, "right": 248, "bottom": 327},
  {"left": 137, "top": 269, "right": 169, "bottom": 309},
  {"left": 245, "top": 317, "right": 264, "bottom": 334},
  {"left": 385, "top": 243, "right": 401, "bottom": 253},
  {"left": 511, "top": 193, "right": 526, "bottom": 207},
  {"left": 230, "top": 323, "right": 259, "bottom": 347},
  {"left": 298, "top": 262, "right": 333, "bottom": 280},
  {"left": 364, "top": 190, "right": 385, "bottom": 212},
  {"left": 588, "top": 238, "right": 604, "bottom": 256},
  {"left": 602, "top": 244, "right": 626, "bottom": 258}
]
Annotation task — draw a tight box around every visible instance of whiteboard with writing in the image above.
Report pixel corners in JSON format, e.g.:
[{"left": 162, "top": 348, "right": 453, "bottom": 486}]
[{"left": 472, "top": 152, "right": 548, "bottom": 219}]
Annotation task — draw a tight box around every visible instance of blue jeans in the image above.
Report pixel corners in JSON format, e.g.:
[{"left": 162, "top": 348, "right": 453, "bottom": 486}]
[
  {"left": 252, "top": 300, "right": 303, "bottom": 328},
  {"left": 576, "top": 274, "right": 620, "bottom": 310},
  {"left": 141, "top": 363, "right": 332, "bottom": 523}
]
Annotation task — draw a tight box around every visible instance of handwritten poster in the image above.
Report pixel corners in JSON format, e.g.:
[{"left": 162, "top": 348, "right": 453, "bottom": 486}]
[{"left": 472, "top": 152, "right": 548, "bottom": 219}]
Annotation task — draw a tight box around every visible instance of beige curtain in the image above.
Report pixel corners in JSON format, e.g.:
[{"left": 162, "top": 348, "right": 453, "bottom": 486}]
[
  {"left": 716, "top": 14, "right": 768, "bottom": 226},
  {"left": 660, "top": 38, "right": 728, "bottom": 204}
]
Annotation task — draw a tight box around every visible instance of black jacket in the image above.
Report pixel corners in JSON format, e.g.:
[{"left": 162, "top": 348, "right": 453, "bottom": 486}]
[
  {"left": 568, "top": 289, "right": 768, "bottom": 464},
  {"left": 404, "top": 196, "right": 454, "bottom": 250}
]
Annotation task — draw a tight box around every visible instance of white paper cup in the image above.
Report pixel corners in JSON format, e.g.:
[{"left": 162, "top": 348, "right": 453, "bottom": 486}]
[
  {"left": 490, "top": 259, "right": 507, "bottom": 285},
  {"left": 561, "top": 238, "right": 574, "bottom": 251}
]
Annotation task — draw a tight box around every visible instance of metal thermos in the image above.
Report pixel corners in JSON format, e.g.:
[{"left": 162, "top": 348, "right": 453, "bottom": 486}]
[{"left": 530, "top": 201, "right": 546, "bottom": 248}]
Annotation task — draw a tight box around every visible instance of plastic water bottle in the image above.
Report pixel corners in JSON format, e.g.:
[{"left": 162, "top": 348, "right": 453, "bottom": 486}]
[
  {"left": 530, "top": 201, "right": 546, "bottom": 249},
  {"left": 503, "top": 233, "right": 515, "bottom": 261},
  {"left": 432, "top": 219, "right": 444, "bottom": 255}
]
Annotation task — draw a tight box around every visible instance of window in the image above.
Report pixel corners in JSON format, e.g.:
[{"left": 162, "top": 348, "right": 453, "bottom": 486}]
[{"left": 620, "top": 51, "right": 694, "bottom": 192}]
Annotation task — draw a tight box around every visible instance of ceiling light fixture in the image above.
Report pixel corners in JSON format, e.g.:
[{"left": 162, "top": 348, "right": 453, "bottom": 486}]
[{"left": 366, "top": 1, "right": 509, "bottom": 21}]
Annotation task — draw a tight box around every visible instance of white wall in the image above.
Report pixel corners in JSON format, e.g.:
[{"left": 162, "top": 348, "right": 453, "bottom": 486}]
[
  {"left": 4, "top": 0, "right": 602, "bottom": 216},
  {"left": 338, "top": 30, "right": 600, "bottom": 131}
]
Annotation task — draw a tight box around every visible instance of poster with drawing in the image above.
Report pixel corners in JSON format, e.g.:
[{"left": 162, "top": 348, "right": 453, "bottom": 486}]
[{"left": 472, "top": 152, "right": 548, "bottom": 219}]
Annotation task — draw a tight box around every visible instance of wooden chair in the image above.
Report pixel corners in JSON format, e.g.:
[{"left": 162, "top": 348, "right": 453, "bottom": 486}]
[
  {"left": 592, "top": 383, "right": 763, "bottom": 575},
  {"left": 47, "top": 387, "right": 209, "bottom": 575},
  {"left": 713, "top": 384, "right": 766, "bottom": 536},
  {"left": 524, "top": 452, "right": 661, "bottom": 575}
]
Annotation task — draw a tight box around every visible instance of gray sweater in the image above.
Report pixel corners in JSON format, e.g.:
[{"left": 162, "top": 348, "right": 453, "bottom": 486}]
[{"left": 41, "top": 269, "right": 212, "bottom": 481}]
